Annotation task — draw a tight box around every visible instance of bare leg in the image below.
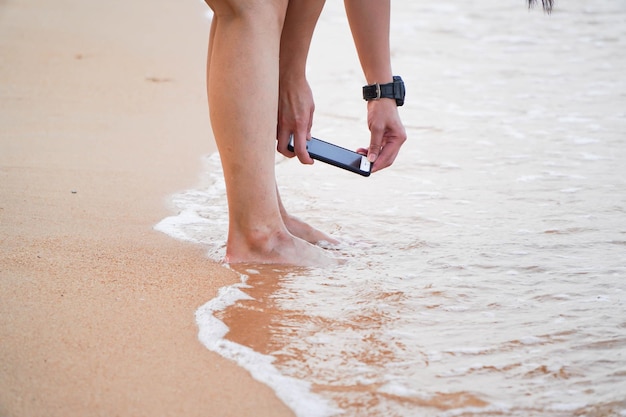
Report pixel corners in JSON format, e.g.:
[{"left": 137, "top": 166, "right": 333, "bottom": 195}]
[
  {"left": 206, "top": 2, "right": 333, "bottom": 266},
  {"left": 276, "top": 185, "right": 339, "bottom": 245}
]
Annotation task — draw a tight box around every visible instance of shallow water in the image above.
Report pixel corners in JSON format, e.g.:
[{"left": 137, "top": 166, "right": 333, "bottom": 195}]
[{"left": 156, "top": 0, "right": 626, "bottom": 415}]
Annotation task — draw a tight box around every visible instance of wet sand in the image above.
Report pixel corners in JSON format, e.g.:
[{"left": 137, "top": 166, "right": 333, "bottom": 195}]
[{"left": 0, "top": 0, "right": 293, "bottom": 415}]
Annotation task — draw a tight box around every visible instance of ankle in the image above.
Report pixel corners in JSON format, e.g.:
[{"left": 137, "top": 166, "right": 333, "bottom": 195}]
[
  {"left": 225, "top": 225, "right": 291, "bottom": 262},
  {"left": 245, "top": 226, "right": 291, "bottom": 252}
]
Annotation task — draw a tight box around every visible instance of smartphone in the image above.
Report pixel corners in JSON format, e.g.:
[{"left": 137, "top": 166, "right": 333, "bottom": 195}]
[{"left": 288, "top": 136, "right": 371, "bottom": 177}]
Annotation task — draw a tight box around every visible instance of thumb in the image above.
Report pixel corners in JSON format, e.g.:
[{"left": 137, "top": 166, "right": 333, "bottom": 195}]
[{"left": 368, "top": 125, "right": 384, "bottom": 163}]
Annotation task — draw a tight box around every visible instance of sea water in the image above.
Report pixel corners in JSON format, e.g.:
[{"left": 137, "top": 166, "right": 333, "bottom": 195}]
[{"left": 156, "top": 0, "right": 626, "bottom": 415}]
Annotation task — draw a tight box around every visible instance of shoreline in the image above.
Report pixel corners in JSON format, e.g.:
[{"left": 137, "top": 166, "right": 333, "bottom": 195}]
[{"left": 0, "top": 0, "right": 294, "bottom": 416}]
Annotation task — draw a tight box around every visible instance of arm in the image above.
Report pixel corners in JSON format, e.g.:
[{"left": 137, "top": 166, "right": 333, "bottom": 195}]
[
  {"left": 345, "top": 0, "right": 406, "bottom": 172},
  {"left": 276, "top": 0, "right": 326, "bottom": 164}
]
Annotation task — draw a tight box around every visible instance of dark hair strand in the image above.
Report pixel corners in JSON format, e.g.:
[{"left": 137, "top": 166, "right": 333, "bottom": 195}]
[{"left": 528, "top": 0, "right": 553, "bottom": 13}]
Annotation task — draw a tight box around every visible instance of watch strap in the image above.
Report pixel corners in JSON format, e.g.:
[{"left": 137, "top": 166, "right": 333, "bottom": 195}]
[{"left": 362, "top": 76, "right": 405, "bottom": 106}]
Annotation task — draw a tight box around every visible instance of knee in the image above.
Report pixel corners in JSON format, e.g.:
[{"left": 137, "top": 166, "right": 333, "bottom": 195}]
[{"left": 205, "top": 0, "right": 288, "bottom": 28}]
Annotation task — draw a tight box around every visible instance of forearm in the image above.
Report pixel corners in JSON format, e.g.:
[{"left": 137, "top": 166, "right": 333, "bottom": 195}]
[
  {"left": 279, "top": 0, "right": 326, "bottom": 79},
  {"left": 344, "top": 0, "right": 393, "bottom": 84}
]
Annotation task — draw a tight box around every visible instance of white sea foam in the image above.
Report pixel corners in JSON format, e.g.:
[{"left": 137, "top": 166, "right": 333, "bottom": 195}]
[{"left": 195, "top": 273, "right": 342, "bottom": 417}]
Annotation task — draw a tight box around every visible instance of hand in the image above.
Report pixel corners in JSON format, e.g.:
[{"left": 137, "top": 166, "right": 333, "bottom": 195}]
[
  {"left": 276, "top": 75, "right": 315, "bottom": 165},
  {"left": 357, "top": 98, "right": 407, "bottom": 173}
]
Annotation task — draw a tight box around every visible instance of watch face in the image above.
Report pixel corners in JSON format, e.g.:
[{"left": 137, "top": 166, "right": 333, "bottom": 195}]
[{"left": 393, "top": 77, "right": 405, "bottom": 106}]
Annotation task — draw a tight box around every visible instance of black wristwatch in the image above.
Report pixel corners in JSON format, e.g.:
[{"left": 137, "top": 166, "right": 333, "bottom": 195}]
[{"left": 362, "top": 75, "right": 405, "bottom": 106}]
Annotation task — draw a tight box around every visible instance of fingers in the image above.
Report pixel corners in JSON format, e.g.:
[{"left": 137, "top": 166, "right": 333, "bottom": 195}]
[
  {"left": 364, "top": 99, "right": 407, "bottom": 173},
  {"left": 276, "top": 78, "right": 315, "bottom": 165},
  {"left": 370, "top": 138, "right": 402, "bottom": 173},
  {"left": 292, "top": 129, "right": 314, "bottom": 164},
  {"left": 367, "top": 123, "right": 384, "bottom": 163},
  {"left": 364, "top": 126, "right": 407, "bottom": 173},
  {"left": 296, "top": 106, "right": 315, "bottom": 164},
  {"left": 276, "top": 126, "right": 293, "bottom": 156},
  {"left": 276, "top": 127, "right": 314, "bottom": 165},
  {"left": 276, "top": 95, "right": 314, "bottom": 164}
]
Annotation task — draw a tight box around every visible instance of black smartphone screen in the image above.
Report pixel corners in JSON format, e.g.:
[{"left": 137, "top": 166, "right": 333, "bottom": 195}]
[{"left": 288, "top": 136, "right": 371, "bottom": 177}]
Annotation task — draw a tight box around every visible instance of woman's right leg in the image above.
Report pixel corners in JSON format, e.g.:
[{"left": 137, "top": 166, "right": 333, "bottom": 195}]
[{"left": 205, "top": 1, "right": 333, "bottom": 266}]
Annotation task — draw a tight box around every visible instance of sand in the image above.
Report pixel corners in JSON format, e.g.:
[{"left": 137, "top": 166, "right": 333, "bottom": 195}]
[{"left": 0, "top": 0, "right": 294, "bottom": 415}]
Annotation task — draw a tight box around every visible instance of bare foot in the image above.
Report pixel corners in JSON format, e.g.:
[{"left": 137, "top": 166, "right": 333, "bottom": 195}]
[
  {"left": 282, "top": 214, "right": 339, "bottom": 246},
  {"left": 224, "top": 228, "right": 337, "bottom": 267}
]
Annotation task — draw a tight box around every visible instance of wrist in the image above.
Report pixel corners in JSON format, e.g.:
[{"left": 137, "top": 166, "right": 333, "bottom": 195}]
[
  {"left": 279, "top": 66, "right": 307, "bottom": 84},
  {"left": 279, "top": 55, "right": 308, "bottom": 80},
  {"left": 362, "top": 76, "right": 405, "bottom": 106}
]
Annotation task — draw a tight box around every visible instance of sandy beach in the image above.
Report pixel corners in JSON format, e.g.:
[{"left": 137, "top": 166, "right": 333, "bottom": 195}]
[{"left": 0, "top": 0, "right": 293, "bottom": 415}]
